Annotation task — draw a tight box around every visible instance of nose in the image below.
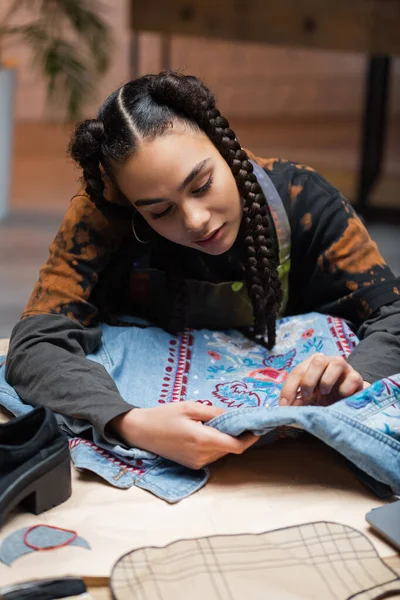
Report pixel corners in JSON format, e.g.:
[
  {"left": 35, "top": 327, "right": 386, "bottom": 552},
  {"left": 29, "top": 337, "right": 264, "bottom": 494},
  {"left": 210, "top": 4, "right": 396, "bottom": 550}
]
[{"left": 181, "top": 202, "right": 210, "bottom": 235}]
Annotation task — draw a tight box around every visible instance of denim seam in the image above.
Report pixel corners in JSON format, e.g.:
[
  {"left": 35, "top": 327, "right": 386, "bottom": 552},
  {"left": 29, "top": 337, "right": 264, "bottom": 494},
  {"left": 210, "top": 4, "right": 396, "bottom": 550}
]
[
  {"left": 135, "top": 459, "right": 208, "bottom": 497},
  {"left": 134, "top": 457, "right": 166, "bottom": 484},
  {"left": 95, "top": 340, "right": 113, "bottom": 371},
  {"left": 135, "top": 475, "right": 206, "bottom": 498},
  {"left": 207, "top": 407, "right": 278, "bottom": 427},
  {"left": 329, "top": 409, "right": 400, "bottom": 451},
  {"left": 135, "top": 474, "right": 208, "bottom": 502},
  {"left": 345, "top": 401, "right": 395, "bottom": 420}
]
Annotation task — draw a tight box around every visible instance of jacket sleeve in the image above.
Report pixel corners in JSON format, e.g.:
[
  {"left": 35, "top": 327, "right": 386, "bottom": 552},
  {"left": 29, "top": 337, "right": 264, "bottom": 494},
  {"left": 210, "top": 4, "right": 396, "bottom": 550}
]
[
  {"left": 346, "top": 299, "right": 400, "bottom": 382},
  {"left": 284, "top": 165, "right": 400, "bottom": 382},
  {"left": 6, "top": 192, "right": 134, "bottom": 439}
]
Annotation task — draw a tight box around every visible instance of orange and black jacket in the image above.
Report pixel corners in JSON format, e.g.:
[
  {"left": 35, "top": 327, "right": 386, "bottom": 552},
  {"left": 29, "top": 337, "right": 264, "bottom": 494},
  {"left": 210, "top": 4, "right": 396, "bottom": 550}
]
[{"left": 5, "top": 158, "right": 400, "bottom": 439}]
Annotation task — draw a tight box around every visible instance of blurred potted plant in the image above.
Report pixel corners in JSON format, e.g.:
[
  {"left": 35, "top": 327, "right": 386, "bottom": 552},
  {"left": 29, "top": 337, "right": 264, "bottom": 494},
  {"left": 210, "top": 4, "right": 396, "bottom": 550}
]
[{"left": 0, "top": 0, "right": 111, "bottom": 219}]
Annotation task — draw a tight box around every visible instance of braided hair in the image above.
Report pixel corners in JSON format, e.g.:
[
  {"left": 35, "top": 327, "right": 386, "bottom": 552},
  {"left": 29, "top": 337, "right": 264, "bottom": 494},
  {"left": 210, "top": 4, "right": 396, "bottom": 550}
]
[{"left": 69, "top": 71, "right": 282, "bottom": 348}]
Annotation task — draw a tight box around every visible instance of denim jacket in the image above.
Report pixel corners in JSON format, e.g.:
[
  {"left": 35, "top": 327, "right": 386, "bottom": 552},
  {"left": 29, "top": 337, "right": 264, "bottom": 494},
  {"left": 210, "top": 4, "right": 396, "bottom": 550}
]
[{"left": 1, "top": 311, "right": 399, "bottom": 503}]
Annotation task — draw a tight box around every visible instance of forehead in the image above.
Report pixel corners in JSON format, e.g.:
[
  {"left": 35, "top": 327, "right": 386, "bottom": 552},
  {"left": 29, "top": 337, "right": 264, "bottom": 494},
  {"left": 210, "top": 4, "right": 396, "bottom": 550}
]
[{"left": 114, "top": 126, "right": 217, "bottom": 200}]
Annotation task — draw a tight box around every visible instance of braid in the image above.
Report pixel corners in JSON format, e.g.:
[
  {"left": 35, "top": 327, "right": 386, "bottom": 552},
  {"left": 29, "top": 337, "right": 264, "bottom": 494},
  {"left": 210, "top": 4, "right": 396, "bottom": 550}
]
[
  {"left": 149, "top": 72, "right": 282, "bottom": 348},
  {"left": 69, "top": 119, "right": 137, "bottom": 327},
  {"left": 69, "top": 119, "right": 106, "bottom": 209}
]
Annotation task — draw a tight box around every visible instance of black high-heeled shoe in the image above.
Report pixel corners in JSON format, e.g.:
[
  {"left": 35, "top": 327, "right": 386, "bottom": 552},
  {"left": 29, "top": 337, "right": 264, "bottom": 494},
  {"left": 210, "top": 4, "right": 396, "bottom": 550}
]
[{"left": 0, "top": 407, "right": 71, "bottom": 527}]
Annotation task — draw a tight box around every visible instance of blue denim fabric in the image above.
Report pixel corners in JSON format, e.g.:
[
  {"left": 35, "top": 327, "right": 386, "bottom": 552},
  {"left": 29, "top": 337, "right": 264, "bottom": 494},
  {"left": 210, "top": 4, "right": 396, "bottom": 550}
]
[{"left": 1, "top": 312, "right": 399, "bottom": 503}]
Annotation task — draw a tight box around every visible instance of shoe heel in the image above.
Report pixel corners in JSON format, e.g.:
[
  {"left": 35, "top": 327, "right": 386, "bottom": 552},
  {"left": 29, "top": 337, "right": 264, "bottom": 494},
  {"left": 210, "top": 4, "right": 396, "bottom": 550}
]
[{"left": 22, "top": 454, "right": 72, "bottom": 515}]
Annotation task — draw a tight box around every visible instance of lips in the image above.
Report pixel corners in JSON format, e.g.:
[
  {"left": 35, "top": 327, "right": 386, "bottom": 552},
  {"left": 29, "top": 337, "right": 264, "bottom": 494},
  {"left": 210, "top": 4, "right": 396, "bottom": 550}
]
[{"left": 195, "top": 225, "right": 223, "bottom": 244}]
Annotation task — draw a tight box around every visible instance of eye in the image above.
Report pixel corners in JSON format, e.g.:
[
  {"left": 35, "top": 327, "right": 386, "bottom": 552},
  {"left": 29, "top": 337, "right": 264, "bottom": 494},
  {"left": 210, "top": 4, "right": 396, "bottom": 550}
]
[
  {"left": 192, "top": 175, "right": 213, "bottom": 196},
  {"left": 151, "top": 205, "right": 173, "bottom": 220}
]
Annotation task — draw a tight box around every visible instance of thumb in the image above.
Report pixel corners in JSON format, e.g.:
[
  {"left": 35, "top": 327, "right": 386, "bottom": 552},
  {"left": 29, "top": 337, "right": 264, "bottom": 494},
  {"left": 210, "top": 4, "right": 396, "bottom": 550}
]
[{"left": 185, "top": 402, "right": 226, "bottom": 422}]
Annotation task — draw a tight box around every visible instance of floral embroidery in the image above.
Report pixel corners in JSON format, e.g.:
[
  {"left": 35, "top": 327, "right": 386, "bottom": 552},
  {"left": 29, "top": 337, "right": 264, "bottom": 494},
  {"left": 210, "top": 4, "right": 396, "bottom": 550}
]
[
  {"left": 213, "top": 381, "right": 261, "bottom": 408},
  {"left": 208, "top": 364, "right": 236, "bottom": 378},
  {"left": 344, "top": 378, "right": 400, "bottom": 442},
  {"left": 209, "top": 331, "right": 260, "bottom": 356},
  {"left": 277, "top": 327, "right": 299, "bottom": 347},
  {"left": 263, "top": 350, "right": 296, "bottom": 370},
  {"left": 248, "top": 368, "right": 288, "bottom": 384},
  {"left": 201, "top": 315, "right": 359, "bottom": 412},
  {"left": 380, "top": 422, "right": 400, "bottom": 438},
  {"left": 302, "top": 337, "right": 324, "bottom": 354},
  {"left": 345, "top": 379, "right": 398, "bottom": 410},
  {"left": 277, "top": 316, "right": 317, "bottom": 347},
  {"left": 159, "top": 314, "right": 360, "bottom": 417},
  {"left": 302, "top": 328, "right": 315, "bottom": 339}
]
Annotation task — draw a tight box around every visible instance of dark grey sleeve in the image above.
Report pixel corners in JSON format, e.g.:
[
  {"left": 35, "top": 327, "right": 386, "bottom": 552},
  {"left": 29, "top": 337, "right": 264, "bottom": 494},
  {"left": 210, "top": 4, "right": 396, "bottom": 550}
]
[
  {"left": 5, "top": 314, "right": 132, "bottom": 439},
  {"left": 347, "top": 299, "right": 400, "bottom": 382}
]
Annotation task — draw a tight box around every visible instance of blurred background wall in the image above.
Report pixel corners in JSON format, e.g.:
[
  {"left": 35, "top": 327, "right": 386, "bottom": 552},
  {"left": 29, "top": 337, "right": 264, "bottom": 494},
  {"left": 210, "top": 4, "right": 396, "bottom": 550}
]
[{"left": 5, "top": 1, "right": 400, "bottom": 121}]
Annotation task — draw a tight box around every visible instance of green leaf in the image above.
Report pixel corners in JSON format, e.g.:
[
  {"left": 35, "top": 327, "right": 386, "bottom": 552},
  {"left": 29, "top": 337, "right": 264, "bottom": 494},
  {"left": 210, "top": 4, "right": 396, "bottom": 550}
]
[
  {"left": 39, "top": 0, "right": 110, "bottom": 73},
  {"left": 42, "top": 38, "right": 92, "bottom": 119},
  {"left": 0, "top": 0, "right": 112, "bottom": 119}
]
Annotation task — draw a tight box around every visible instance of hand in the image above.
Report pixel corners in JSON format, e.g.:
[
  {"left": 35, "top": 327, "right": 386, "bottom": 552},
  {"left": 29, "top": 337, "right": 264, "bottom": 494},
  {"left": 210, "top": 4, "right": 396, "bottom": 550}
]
[
  {"left": 111, "top": 402, "right": 260, "bottom": 470},
  {"left": 278, "top": 354, "right": 366, "bottom": 407}
]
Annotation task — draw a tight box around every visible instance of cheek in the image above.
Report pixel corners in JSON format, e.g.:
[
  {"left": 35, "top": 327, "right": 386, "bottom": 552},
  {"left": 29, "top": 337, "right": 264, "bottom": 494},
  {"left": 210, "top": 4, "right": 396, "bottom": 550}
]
[
  {"left": 222, "top": 181, "right": 242, "bottom": 217},
  {"left": 212, "top": 176, "right": 240, "bottom": 213},
  {"left": 144, "top": 215, "right": 184, "bottom": 243}
]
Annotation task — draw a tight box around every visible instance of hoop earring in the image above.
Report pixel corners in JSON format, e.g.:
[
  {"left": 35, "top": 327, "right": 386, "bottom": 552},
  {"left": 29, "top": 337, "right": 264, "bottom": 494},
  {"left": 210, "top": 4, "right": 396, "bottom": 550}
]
[{"left": 132, "top": 213, "right": 151, "bottom": 244}]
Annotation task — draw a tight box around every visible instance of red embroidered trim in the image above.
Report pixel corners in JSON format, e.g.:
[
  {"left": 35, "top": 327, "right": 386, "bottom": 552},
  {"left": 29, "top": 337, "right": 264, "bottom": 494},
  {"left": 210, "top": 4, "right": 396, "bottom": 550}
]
[
  {"left": 159, "top": 330, "right": 194, "bottom": 403},
  {"left": 327, "top": 316, "right": 355, "bottom": 358},
  {"left": 172, "top": 330, "right": 193, "bottom": 402},
  {"left": 69, "top": 439, "right": 145, "bottom": 475},
  {"left": 158, "top": 337, "right": 178, "bottom": 403}
]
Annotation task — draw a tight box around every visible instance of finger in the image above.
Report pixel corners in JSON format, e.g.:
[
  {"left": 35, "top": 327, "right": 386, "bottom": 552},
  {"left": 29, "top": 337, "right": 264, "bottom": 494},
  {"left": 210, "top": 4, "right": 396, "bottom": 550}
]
[
  {"left": 319, "top": 357, "right": 347, "bottom": 395},
  {"left": 200, "top": 424, "right": 260, "bottom": 455},
  {"left": 183, "top": 402, "right": 226, "bottom": 422},
  {"left": 337, "top": 369, "right": 364, "bottom": 398},
  {"left": 235, "top": 431, "right": 261, "bottom": 453},
  {"left": 279, "top": 363, "right": 308, "bottom": 406},
  {"left": 299, "top": 354, "right": 329, "bottom": 401}
]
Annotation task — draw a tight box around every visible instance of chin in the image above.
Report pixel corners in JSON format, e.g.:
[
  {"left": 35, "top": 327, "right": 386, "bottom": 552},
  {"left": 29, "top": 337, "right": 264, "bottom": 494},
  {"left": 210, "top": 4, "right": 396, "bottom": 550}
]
[{"left": 199, "top": 236, "right": 236, "bottom": 256}]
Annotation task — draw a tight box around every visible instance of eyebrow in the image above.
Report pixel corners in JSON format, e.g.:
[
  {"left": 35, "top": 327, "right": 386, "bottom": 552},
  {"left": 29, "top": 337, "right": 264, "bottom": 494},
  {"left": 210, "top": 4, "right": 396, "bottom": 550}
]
[{"left": 134, "top": 158, "right": 210, "bottom": 207}]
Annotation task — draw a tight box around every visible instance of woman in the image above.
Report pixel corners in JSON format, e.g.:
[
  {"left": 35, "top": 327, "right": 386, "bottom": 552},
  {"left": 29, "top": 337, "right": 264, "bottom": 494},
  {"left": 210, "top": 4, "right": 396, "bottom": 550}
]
[{"left": 6, "top": 71, "right": 400, "bottom": 470}]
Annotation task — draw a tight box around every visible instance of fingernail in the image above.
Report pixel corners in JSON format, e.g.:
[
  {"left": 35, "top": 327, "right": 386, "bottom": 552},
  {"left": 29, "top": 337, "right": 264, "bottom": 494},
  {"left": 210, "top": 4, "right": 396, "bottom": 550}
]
[{"left": 280, "top": 397, "right": 288, "bottom": 406}]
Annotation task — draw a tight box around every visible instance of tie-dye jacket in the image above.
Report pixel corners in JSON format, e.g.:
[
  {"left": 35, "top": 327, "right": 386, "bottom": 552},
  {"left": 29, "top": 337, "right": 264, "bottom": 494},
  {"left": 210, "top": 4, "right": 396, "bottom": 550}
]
[{"left": 5, "top": 155, "right": 400, "bottom": 440}]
